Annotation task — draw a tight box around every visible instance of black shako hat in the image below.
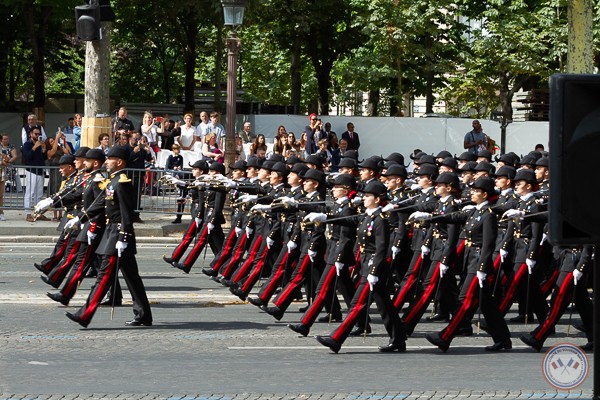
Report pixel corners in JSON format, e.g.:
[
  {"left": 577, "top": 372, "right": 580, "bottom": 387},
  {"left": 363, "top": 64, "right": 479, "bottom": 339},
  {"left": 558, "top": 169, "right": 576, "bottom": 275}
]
[
  {"left": 381, "top": 164, "right": 407, "bottom": 178},
  {"left": 58, "top": 154, "right": 75, "bottom": 166},
  {"left": 472, "top": 176, "right": 496, "bottom": 195},
  {"left": 106, "top": 146, "right": 129, "bottom": 160},
  {"left": 74, "top": 146, "right": 91, "bottom": 158},
  {"left": 333, "top": 173, "right": 356, "bottom": 189},
  {"left": 85, "top": 148, "right": 105, "bottom": 163},
  {"left": 513, "top": 169, "right": 537, "bottom": 185},
  {"left": 209, "top": 161, "right": 226, "bottom": 175},
  {"left": 494, "top": 166, "right": 516, "bottom": 180},
  {"left": 362, "top": 180, "right": 387, "bottom": 197},
  {"left": 189, "top": 159, "right": 209, "bottom": 171},
  {"left": 301, "top": 168, "right": 325, "bottom": 184},
  {"left": 231, "top": 159, "right": 247, "bottom": 170}
]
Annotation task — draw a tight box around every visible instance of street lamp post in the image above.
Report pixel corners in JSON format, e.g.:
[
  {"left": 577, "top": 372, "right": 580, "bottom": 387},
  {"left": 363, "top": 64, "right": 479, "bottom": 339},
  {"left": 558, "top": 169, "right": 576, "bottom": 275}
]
[{"left": 221, "top": 0, "right": 246, "bottom": 172}]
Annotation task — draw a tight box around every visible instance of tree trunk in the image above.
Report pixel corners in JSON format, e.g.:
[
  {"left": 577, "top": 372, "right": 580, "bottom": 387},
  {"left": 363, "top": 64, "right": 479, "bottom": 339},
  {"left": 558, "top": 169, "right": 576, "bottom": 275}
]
[
  {"left": 183, "top": 22, "right": 197, "bottom": 114},
  {"left": 498, "top": 72, "right": 513, "bottom": 122},
  {"left": 425, "top": 68, "right": 434, "bottom": 114},
  {"left": 24, "top": 3, "right": 49, "bottom": 109},
  {"left": 290, "top": 40, "right": 302, "bottom": 114},
  {"left": 0, "top": 43, "right": 7, "bottom": 108},
  {"left": 367, "top": 89, "right": 379, "bottom": 116},
  {"left": 389, "top": 77, "right": 398, "bottom": 117},
  {"left": 567, "top": 0, "right": 594, "bottom": 73}
]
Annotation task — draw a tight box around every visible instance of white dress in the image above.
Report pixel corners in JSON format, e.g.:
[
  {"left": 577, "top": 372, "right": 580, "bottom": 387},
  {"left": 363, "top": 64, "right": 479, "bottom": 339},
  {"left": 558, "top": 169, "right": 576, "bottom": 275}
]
[{"left": 179, "top": 125, "right": 196, "bottom": 148}]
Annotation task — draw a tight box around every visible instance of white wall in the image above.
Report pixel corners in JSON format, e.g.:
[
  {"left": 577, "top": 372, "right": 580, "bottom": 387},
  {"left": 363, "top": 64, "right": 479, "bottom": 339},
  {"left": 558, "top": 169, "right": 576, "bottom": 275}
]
[
  {"left": 0, "top": 113, "right": 549, "bottom": 160},
  {"left": 252, "top": 116, "right": 549, "bottom": 158}
]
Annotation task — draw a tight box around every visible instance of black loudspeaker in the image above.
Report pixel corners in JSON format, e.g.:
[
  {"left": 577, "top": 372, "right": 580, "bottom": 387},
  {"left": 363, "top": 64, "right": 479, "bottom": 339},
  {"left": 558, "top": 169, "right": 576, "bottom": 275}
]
[
  {"left": 75, "top": 4, "right": 100, "bottom": 41},
  {"left": 549, "top": 74, "right": 600, "bottom": 245}
]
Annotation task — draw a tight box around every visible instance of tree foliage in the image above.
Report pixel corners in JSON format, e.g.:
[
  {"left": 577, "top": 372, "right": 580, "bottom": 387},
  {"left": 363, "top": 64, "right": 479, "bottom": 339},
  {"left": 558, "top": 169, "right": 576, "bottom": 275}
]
[{"left": 0, "top": 0, "right": 599, "bottom": 117}]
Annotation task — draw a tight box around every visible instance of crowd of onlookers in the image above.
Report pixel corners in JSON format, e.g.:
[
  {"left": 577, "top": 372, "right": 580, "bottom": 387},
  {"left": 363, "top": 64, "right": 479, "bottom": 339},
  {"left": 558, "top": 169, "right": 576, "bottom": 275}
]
[{"left": 0, "top": 108, "right": 362, "bottom": 222}]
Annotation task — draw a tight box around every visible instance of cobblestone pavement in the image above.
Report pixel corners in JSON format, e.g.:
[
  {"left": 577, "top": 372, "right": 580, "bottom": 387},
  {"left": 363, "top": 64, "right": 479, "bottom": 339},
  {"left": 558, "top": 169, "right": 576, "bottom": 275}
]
[{"left": 0, "top": 244, "right": 594, "bottom": 399}]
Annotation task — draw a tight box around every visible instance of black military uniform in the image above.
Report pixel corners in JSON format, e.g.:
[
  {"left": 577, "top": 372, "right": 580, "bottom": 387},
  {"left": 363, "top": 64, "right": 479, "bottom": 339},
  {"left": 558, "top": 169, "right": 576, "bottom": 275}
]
[
  {"left": 425, "top": 177, "right": 511, "bottom": 352},
  {"left": 288, "top": 174, "right": 359, "bottom": 336},
  {"left": 521, "top": 245, "right": 594, "bottom": 351},
  {"left": 316, "top": 180, "right": 406, "bottom": 353},
  {"left": 497, "top": 170, "right": 548, "bottom": 324},
  {"left": 47, "top": 149, "right": 107, "bottom": 305},
  {"left": 392, "top": 163, "right": 438, "bottom": 311},
  {"left": 401, "top": 173, "right": 461, "bottom": 335},
  {"left": 35, "top": 153, "right": 86, "bottom": 276},
  {"left": 264, "top": 168, "right": 328, "bottom": 320},
  {"left": 163, "top": 160, "right": 208, "bottom": 267},
  {"left": 66, "top": 146, "right": 152, "bottom": 328},
  {"left": 249, "top": 163, "right": 309, "bottom": 307}
]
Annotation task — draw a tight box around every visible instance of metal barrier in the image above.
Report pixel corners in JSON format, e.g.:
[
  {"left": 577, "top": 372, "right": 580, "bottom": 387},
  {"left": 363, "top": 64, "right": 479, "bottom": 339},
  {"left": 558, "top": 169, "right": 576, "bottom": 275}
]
[{"left": 1, "top": 165, "right": 191, "bottom": 216}]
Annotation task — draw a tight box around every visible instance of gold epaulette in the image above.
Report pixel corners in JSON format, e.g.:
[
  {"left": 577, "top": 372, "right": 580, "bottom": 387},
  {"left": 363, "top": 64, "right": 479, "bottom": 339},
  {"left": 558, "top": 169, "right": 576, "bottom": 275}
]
[
  {"left": 118, "top": 173, "right": 131, "bottom": 183},
  {"left": 98, "top": 179, "right": 111, "bottom": 190},
  {"left": 93, "top": 173, "right": 104, "bottom": 182}
]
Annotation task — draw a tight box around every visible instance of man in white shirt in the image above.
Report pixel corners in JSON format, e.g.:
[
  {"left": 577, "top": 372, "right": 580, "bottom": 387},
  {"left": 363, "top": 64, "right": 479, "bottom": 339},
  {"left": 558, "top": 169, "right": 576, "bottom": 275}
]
[
  {"left": 196, "top": 111, "right": 209, "bottom": 142},
  {"left": 21, "top": 114, "right": 47, "bottom": 144}
]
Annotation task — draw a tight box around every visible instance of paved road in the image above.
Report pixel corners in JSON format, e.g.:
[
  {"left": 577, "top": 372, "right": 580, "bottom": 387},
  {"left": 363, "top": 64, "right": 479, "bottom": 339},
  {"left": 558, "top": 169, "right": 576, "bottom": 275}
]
[{"left": 0, "top": 243, "right": 594, "bottom": 399}]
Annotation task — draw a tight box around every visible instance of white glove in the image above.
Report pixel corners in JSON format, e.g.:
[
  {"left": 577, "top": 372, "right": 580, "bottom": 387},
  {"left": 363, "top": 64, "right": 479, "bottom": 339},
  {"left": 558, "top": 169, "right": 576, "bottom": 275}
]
[
  {"left": 352, "top": 196, "right": 363, "bottom": 205},
  {"left": 195, "top": 217, "right": 202, "bottom": 227},
  {"left": 540, "top": 233, "right": 548, "bottom": 245},
  {"left": 439, "top": 263, "right": 449, "bottom": 278},
  {"left": 367, "top": 274, "right": 379, "bottom": 291},
  {"left": 409, "top": 211, "right": 432, "bottom": 221},
  {"left": 334, "top": 262, "right": 344, "bottom": 276},
  {"left": 87, "top": 230, "right": 97, "bottom": 245},
  {"left": 381, "top": 203, "right": 396, "bottom": 213},
  {"left": 245, "top": 226, "right": 254, "bottom": 238},
  {"left": 308, "top": 249, "right": 317, "bottom": 262},
  {"left": 238, "top": 194, "right": 258, "bottom": 203},
  {"left": 287, "top": 240, "right": 297, "bottom": 253},
  {"left": 462, "top": 205, "right": 476, "bottom": 212},
  {"left": 213, "top": 174, "right": 228, "bottom": 182},
  {"left": 266, "top": 237, "right": 274, "bottom": 249},
  {"left": 234, "top": 227, "right": 243, "bottom": 237},
  {"left": 502, "top": 209, "right": 525, "bottom": 220},
  {"left": 171, "top": 177, "right": 185, "bottom": 186},
  {"left": 391, "top": 246, "right": 400, "bottom": 260},
  {"left": 116, "top": 240, "right": 127, "bottom": 258},
  {"left": 476, "top": 271, "right": 487, "bottom": 288},
  {"left": 279, "top": 197, "right": 298, "bottom": 206},
  {"left": 35, "top": 197, "right": 54, "bottom": 214},
  {"left": 194, "top": 180, "right": 208, "bottom": 187},
  {"left": 526, "top": 258, "right": 536, "bottom": 274},
  {"left": 421, "top": 245, "right": 430, "bottom": 257},
  {"left": 251, "top": 204, "right": 271, "bottom": 212},
  {"left": 224, "top": 179, "right": 238, "bottom": 189},
  {"left": 410, "top": 183, "right": 421, "bottom": 191},
  {"left": 64, "top": 216, "right": 81, "bottom": 231},
  {"left": 305, "top": 212, "right": 327, "bottom": 223},
  {"left": 500, "top": 249, "right": 508, "bottom": 263},
  {"left": 573, "top": 269, "right": 583, "bottom": 285},
  {"left": 207, "top": 222, "right": 215, "bottom": 234}
]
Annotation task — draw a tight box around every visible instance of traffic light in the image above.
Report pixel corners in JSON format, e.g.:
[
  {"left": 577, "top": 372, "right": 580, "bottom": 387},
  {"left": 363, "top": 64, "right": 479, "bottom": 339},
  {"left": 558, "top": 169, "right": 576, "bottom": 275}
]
[
  {"left": 549, "top": 74, "right": 600, "bottom": 245},
  {"left": 75, "top": 4, "right": 100, "bottom": 41}
]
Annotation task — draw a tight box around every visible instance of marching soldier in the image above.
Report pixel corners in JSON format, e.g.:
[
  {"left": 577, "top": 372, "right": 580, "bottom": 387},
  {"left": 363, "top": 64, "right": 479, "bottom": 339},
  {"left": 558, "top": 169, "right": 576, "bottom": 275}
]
[
  {"left": 162, "top": 160, "right": 209, "bottom": 267},
  {"left": 287, "top": 173, "right": 358, "bottom": 336},
  {"left": 521, "top": 245, "right": 594, "bottom": 351},
  {"left": 47, "top": 148, "right": 106, "bottom": 305},
  {"left": 424, "top": 176, "right": 512, "bottom": 352},
  {"left": 34, "top": 148, "right": 89, "bottom": 275},
  {"left": 313, "top": 180, "right": 407, "bottom": 353},
  {"left": 65, "top": 146, "right": 152, "bottom": 328}
]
